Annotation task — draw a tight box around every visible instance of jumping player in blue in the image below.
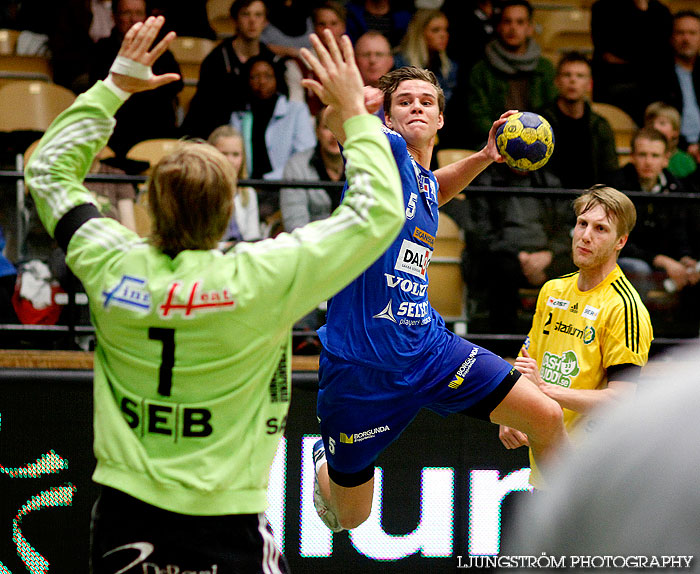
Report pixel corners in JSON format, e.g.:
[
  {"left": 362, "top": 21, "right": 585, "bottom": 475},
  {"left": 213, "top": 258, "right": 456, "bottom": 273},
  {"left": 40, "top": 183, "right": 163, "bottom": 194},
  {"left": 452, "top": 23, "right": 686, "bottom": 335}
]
[{"left": 298, "top": 52, "right": 571, "bottom": 531}]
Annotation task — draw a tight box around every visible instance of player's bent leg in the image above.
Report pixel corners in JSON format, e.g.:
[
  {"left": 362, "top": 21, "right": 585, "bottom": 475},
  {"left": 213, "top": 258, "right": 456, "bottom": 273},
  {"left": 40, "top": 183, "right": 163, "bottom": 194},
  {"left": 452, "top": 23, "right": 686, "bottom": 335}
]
[
  {"left": 328, "top": 466, "right": 375, "bottom": 530},
  {"left": 312, "top": 439, "right": 375, "bottom": 531},
  {"left": 313, "top": 439, "right": 342, "bottom": 532},
  {"left": 488, "top": 375, "right": 569, "bottom": 473}
]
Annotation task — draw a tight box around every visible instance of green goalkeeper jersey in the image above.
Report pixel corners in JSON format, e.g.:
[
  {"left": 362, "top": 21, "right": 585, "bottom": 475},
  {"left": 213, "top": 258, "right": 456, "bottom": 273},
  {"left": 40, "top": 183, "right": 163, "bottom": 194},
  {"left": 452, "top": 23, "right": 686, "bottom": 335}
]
[{"left": 25, "top": 81, "right": 403, "bottom": 516}]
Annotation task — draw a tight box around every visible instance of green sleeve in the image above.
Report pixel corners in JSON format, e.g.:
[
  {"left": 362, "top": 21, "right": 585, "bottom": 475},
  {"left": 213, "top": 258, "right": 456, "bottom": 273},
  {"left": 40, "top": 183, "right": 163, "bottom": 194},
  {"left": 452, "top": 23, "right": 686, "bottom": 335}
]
[
  {"left": 25, "top": 81, "right": 123, "bottom": 237},
  {"left": 228, "top": 116, "right": 406, "bottom": 328}
]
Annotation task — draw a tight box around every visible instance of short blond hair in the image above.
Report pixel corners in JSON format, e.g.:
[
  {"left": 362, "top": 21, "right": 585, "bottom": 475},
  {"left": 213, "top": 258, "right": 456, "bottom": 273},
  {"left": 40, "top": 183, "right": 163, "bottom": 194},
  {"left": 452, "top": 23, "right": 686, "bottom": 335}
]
[
  {"left": 148, "top": 142, "right": 236, "bottom": 255},
  {"left": 644, "top": 101, "right": 681, "bottom": 133},
  {"left": 208, "top": 124, "right": 251, "bottom": 207},
  {"left": 573, "top": 185, "right": 637, "bottom": 238}
]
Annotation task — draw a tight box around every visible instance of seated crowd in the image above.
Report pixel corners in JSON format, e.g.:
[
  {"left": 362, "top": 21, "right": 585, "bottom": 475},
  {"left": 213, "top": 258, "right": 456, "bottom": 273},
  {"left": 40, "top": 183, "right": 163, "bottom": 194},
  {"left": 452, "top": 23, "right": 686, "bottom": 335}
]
[{"left": 1, "top": 0, "right": 700, "bottom": 342}]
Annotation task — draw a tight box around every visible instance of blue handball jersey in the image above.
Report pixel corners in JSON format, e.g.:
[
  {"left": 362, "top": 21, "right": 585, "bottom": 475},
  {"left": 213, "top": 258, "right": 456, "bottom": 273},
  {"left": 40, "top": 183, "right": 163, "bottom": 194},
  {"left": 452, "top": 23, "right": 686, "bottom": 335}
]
[{"left": 319, "top": 126, "right": 444, "bottom": 370}]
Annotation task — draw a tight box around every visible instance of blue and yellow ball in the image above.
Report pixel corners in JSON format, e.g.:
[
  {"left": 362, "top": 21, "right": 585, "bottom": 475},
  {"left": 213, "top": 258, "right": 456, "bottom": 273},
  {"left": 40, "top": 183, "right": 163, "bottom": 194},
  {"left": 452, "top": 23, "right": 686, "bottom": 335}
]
[{"left": 496, "top": 112, "right": 554, "bottom": 171}]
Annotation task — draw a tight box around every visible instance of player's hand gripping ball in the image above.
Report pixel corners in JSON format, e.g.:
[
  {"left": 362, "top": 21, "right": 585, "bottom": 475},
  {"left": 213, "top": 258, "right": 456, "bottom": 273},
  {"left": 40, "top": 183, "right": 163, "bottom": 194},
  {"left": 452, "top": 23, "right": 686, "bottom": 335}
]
[{"left": 496, "top": 112, "right": 555, "bottom": 171}]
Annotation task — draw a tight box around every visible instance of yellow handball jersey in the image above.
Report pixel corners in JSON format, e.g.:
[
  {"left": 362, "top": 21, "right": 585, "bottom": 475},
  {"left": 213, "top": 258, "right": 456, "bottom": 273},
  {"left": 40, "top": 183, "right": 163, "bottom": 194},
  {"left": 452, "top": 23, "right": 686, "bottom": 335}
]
[{"left": 522, "top": 265, "right": 652, "bottom": 488}]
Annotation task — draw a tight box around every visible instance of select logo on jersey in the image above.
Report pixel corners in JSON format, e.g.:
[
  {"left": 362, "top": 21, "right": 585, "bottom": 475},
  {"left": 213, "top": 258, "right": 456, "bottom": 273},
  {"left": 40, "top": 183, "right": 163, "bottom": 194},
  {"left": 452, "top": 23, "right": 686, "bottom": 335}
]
[
  {"left": 582, "top": 305, "right": 600, "bottom": 320},
  {"left": 554, "top": 321, "right": 596, "bottom": 345},
  {"left": 340, "top": 425, "right": 390, "bottom": 444},
  {"left": 102, "top": 275, "right": 151, "bottom": 312},
  {"left": 159, "top": 281, "right": 235, "bottom": 318},
  {"left": 413, "top": 227, "right": 435, "bottom": 249},
  {"left": 546, "top": 296, "right": 570, "bottom": 311},
  {"left": 394, "top": 239, "right": 432, "bottom": 280},
  {"left": 569, "top": 302, "right": 579, "bottom": 314},
  {"left": 449, "top": 347, "right": 478, "bottom": 389},
  {"left": 373, "top": 298, "right": 431, "bottom": 326},
  {"left": 373, "top": 300, "right": 397, "bottom": 323},
  {"left": 397, "top": 301, "right": 429, "bottom": 320},
  {"left": 540, "top": 350, "right": 580, "bottom": 387},
  {"left": 384, "top": 273, "right": 428, "bottom": 297}
]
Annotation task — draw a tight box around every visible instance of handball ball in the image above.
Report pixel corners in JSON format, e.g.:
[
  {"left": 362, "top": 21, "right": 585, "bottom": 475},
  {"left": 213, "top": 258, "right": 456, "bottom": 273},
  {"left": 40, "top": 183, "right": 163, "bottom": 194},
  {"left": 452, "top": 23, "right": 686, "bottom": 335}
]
[{"left": 496, "top": 112, "right": 554, "bottom": 171}]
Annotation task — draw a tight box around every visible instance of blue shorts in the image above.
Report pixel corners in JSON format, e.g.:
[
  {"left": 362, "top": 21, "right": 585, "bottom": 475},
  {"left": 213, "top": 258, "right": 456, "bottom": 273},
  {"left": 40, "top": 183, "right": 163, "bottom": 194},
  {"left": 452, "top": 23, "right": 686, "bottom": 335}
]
[{"left": 317, "top": 330, "right": 517, "bottom": 486}]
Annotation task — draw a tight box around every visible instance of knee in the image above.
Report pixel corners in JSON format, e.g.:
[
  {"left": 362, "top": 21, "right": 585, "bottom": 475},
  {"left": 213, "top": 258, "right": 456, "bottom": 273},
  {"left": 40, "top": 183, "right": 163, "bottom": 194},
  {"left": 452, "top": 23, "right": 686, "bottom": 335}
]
[
  {"left": 336, "top": 503, "right": 372, "bottom": 530},
  {"left": 528, "top": 399, "right": 564, "bottom": 442}
]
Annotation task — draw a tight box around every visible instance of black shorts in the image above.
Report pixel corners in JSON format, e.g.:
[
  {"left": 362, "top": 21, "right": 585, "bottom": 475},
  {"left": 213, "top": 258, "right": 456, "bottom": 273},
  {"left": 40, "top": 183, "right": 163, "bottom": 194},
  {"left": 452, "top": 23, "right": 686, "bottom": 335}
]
[{"left": 90, "top": 486, "right": 289, "bottom": 574}]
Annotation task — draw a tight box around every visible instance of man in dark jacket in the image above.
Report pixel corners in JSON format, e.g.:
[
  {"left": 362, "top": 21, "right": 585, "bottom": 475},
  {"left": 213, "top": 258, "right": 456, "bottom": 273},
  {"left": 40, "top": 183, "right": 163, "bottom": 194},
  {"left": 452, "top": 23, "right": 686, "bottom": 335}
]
[
  {"left": 443, "top": 162, "right": 575, "bottom": 334},
  {"left": 661, "top": 11, "right": 700, "bottom": 161},
  {"left": 539, "top": 52, "right": 618, "bottom": 190},
  {"left": 610, "top": 126, "right": 699, "bottom": 336},
  {"left": 463, "top": 0, "right": 556, "bottom": 148}
]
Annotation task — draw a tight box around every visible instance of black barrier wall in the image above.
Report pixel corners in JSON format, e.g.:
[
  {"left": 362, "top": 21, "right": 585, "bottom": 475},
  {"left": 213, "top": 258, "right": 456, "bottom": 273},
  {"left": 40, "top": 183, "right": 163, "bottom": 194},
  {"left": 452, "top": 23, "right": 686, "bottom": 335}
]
[{"left": 0, "top": 370, "right": 530, "bottom": 573}]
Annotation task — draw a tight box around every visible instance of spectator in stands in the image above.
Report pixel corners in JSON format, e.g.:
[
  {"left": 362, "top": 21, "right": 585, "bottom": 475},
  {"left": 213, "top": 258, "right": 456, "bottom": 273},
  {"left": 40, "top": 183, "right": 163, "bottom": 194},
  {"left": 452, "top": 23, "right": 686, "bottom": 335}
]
[
  {"left": 208, "top": 125, "right": 262, "bottom": 242},
  {"left": 442, "top": 162, "right": 575, "bottom": 334},
  {"left": 149, "top": 0, "right": 216, "bottom": 40},
  {"left": 661, "top": 11, "right": 700, "bottom": 164},
  {"left": 280, "top": 107, "right": 344, "bottom": 232},
  {"left": 610, "top": 127, "right": 699, "bottom": 336},
  {"left": 89, "top": 0, "right": 183, "bottom": 156},
  {"left": 312, "top": 1, "right": 347, "bottom": 45},
  {"left": 355, "top": 30, "right": 395, "bottom": 88},
  {"left": 644, "top": 101, "right": 697, "bottom": 179},
  {"left": 538, "top": 51, "right": 618, "bottom": 190},
  {"left": 181, "top": 0, "right": 284, "bottom": 140},
  {"left": 302, "top": 2, "right": 348, "bottom": 116},
  {"left": 395, "top": 10, "right": 458, "bottom": 108},
  {"left": 591, "top": 0, "right": 673, "bottom": 126},
  {"left": 231, "top": 54, "right": 316, "bottom": 224},
  {"left": 443, "top": 0, "right": 495, "bottom": 73},
  {"left": 345, "top": 0, "right": 413, "bottom": 47},
  {"left": 0, "top": 1, "right": 20, "bottom": 28},
  {"left": 260, "top": 0, "right": 314, "bottom": 58},
  {"left": 44, "top": 0, "right": 103, "bottom": 92},
  {"left": 463, "top": 0, "right": 556, "bottom": 148},
  {"left": 232, "top": 55, "right": 315, "bottom": 180}
]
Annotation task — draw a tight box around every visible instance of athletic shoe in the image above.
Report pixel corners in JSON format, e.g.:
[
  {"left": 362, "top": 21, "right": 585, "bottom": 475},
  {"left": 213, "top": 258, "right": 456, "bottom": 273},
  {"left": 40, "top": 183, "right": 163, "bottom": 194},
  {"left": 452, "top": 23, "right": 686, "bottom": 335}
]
[{"left": 312, "top": 439, "right": 343, "bottom": 532}]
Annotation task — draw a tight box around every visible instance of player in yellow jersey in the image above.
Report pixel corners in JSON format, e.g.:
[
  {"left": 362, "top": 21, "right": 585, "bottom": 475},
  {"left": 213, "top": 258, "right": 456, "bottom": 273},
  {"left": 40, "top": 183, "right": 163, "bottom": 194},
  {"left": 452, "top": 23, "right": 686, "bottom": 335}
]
[{"left": 500, "top": 185, "right": 653, "bottom": 488}]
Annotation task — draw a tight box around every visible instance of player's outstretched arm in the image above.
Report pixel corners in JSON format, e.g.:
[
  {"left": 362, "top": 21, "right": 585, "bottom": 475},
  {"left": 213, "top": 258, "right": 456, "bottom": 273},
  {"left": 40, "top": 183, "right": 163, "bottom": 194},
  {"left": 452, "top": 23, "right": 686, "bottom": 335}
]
[
  {"left": 434, "top": 110, "right": 517, "bottom": 206},
  {"left": 300, "top": 30, "right": 367, "bottom": 145},
  {"left": 109, "top": 16, "right": 181, "bottom": 94},
  {"left": 25, "top": 16, "right": 180, "bottom": 241}
]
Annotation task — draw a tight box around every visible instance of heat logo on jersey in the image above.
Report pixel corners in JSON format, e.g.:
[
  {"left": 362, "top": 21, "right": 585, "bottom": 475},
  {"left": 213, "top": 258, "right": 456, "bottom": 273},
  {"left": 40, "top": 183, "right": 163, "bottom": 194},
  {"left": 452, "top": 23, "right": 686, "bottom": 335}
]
[
  {"left": 159, "top": 281, "right": 235, "bottom": 318},
  {"left": 394, "top": 239, "right": 432, "bottom": 280},
  {"left": 540, "top": 350, "right": 580, "bottom": 387},
  {"left": 102, "top": 275, "right": 151, "bottom": 312}
]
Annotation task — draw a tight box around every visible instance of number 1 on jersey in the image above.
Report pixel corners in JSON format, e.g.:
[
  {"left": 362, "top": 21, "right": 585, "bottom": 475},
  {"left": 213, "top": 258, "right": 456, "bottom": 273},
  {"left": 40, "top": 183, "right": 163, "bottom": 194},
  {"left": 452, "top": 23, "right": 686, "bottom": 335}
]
[{"left": 149, "top": 327, "right": 175, "bottom": 396}]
